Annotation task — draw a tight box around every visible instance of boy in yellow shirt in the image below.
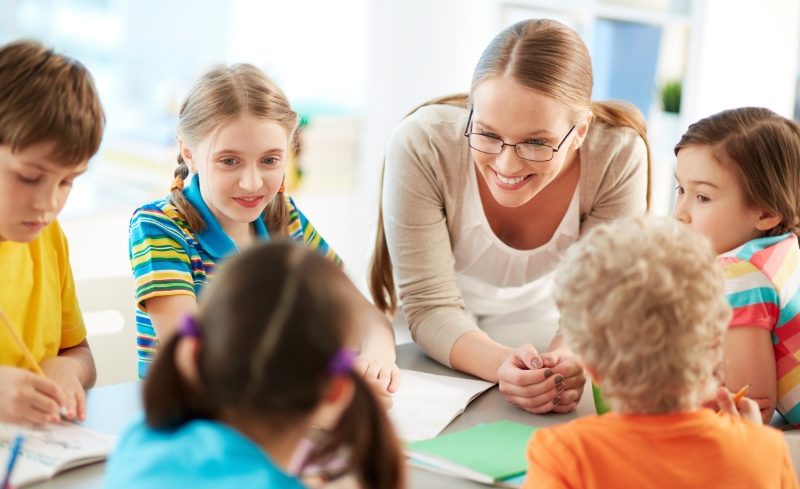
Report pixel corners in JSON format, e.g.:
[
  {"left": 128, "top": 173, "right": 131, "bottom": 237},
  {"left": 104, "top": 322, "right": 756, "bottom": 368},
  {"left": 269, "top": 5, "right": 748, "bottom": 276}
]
[
  {"left": 524, "top": 217, "right": 798, "bottom": 488},
  {"left": 0, "top": 40, "right": 104, "bottom": 425}
]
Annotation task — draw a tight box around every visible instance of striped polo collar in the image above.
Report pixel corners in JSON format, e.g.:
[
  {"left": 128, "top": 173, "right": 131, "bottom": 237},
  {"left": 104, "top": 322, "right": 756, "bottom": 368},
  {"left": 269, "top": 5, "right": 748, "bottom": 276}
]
[{"left": 183, "top": 173, "right": 269, "bottom": 259}]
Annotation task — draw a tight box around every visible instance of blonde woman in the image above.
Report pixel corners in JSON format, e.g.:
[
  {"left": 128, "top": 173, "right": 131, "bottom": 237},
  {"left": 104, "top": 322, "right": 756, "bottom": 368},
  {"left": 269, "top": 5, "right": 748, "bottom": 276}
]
[{"left": 370, "top": 19, "right": 650, "bottom": 413}]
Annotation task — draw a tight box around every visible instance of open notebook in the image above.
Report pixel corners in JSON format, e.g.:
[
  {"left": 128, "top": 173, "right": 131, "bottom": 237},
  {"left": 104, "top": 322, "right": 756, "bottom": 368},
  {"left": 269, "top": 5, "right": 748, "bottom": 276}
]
[
  {"left": 0, "top": 422, "right": 117, "bottom": 487},
  {"left": 388, "top": 369, "right": 495, "bottom": 441}
]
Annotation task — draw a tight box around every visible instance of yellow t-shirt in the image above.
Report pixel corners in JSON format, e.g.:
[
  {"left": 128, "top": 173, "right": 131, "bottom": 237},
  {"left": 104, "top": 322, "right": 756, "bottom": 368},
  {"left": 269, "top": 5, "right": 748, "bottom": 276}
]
[{"left": 0, "top": 220, "right": 85, "bottom": 368}]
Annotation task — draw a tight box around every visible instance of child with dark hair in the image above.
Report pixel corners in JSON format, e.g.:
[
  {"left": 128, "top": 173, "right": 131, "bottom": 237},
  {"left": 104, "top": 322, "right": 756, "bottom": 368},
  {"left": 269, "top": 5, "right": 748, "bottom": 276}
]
[{"left": 106, "top": 241, "right": 405, "bottom": 489}]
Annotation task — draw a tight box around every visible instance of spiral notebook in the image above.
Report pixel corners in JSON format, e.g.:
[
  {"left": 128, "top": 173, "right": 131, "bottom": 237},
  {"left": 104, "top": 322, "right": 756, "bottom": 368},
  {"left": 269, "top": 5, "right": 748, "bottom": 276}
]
[{"left": 0, "top": 421, "right": 117, "bottom": 487}]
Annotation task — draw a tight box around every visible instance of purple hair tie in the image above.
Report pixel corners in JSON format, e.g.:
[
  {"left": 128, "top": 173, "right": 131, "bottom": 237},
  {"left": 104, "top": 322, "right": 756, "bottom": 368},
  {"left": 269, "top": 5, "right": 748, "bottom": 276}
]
[
  {"left": 179, "top": 315, "right": 202, "bottom": 338},
  {"left": 328, "top": 348, "right": 356, "bottom": 375}
]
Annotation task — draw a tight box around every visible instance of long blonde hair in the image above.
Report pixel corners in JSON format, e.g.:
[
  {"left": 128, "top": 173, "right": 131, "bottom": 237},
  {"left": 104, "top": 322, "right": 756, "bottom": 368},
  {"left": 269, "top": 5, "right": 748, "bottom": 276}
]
[
  {"left": 171, "top": 64, "right": 298, "bottom": 236},
  {"left": 369, "top": 19, "right": 652, "bottom": 315}
]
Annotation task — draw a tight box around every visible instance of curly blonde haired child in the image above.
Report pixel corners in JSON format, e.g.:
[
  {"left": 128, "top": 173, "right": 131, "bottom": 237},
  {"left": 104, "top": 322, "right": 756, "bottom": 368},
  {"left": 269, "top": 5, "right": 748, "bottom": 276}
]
[{"left": 523, "top": 217, "right": 798, "bottom": 488}]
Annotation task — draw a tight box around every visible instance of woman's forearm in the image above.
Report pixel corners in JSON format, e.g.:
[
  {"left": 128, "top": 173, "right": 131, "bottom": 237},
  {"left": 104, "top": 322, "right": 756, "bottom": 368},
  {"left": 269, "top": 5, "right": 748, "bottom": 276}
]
[{"left": 450, "top": 330, "right": 514, "bottom": 382}]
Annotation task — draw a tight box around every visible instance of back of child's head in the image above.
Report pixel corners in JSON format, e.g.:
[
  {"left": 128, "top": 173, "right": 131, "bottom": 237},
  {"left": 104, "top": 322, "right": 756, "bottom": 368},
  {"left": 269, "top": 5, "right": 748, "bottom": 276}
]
[
  {"left": 0, "top": 40, "right": 104, "bottom": 164},
  {"left": 144, "top": 241, "right": 403, "bottom": 489},
  {"left": 171, "top": 63, "right": 298, "bottom": 235},
  {"left": 554, "top": 217, "right": 730, "bottom": 414},
  {"left": 675, "top": 107, "right": 800, "bottom": 237}
]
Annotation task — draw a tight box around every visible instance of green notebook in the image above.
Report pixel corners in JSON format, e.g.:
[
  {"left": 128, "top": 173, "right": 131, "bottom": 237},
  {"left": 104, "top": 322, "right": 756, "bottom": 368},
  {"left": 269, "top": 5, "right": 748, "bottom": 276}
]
[{"left": 406, "top": 420, "right": 536, "bottom": 485}]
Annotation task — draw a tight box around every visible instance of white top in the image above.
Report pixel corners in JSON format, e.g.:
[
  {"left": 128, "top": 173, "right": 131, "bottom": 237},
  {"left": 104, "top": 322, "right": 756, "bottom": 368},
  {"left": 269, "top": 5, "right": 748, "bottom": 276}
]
[{"left": 453, "top": 165, "right": 580, "bottom": 322}]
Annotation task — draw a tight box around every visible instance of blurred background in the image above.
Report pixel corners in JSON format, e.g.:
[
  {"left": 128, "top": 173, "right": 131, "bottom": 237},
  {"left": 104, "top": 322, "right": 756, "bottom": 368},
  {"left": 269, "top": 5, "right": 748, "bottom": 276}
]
[{"left": 2, "top": 0, "right": 799, "bottom": 383}]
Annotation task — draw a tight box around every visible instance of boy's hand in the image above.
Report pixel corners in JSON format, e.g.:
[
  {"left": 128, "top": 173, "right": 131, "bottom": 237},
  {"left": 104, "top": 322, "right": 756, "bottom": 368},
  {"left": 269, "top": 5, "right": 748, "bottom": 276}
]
[
  {"left": 0, "top": 366, "right": 66, "bottom": 425},
  {"left": 715, "top": 386, "right": 761, "bottom": 424},
  {"left": 40, "top": 357, "right": 87, "bottom": 421}
]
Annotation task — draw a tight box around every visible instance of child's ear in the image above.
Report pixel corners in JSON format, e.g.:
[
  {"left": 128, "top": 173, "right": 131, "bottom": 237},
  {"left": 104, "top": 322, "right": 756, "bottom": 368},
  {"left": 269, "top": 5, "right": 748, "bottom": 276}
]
[
  {"left": 585, "top": 365, "right": 601, "bottom": 384},
  {"left": 324, "top": 375, "right": 355, "bottom": 405},
  {"left": 178, "top": 137, "right": 196, "bottom": 173},
  {"left": 309, "top": 376, "right": 355, "bottom": 429},
  {"left": 175, "top": 336, "right": 202, "bottom": 389},
  {"left": 755, "top": 208, "right": 782, "bottom": 232}
]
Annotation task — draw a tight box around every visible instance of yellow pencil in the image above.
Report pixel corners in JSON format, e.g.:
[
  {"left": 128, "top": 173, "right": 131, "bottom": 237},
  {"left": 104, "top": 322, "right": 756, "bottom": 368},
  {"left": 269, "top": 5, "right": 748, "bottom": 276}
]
[
  {"left": 0, "top": 307, "right": 45, "bottom": 376},
  {"left": 717, "top": 384, "right": 751, "bottom": 414},
  {"left": 0, "top": 307, "right": 68, "bottom": 417},
  {"left": 732, "top": 384, "right": 751, "bottom": 404}
]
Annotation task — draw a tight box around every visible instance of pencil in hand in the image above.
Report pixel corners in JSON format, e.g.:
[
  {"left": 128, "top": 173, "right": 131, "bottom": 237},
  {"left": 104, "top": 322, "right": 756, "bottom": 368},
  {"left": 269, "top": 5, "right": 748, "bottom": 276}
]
[
  {"left": 732, "top": 384, "right": 751, "bottom": 404},
  {"left": 717, "top": 384, "right": 751, "bottom": 414},
  {"left": 0, "top": 307, "right": 69, "bottom": 419}
]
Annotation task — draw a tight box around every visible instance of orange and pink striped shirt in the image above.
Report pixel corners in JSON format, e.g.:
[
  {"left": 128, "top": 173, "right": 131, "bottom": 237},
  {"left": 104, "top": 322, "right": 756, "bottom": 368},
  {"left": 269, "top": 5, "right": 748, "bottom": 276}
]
[{"left": 719, "top": 232, "right": 800, "bottom": 424}]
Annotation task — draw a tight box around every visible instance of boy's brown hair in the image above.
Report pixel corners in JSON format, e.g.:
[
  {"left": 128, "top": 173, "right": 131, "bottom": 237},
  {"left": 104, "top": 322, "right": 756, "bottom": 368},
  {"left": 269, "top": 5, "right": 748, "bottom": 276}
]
[{"left": 0, "top": 40, "right": 105, "bottom": 165}]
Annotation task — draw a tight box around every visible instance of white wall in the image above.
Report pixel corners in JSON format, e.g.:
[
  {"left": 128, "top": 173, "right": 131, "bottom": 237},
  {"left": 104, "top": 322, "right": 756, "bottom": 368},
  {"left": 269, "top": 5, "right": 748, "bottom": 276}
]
[
  {"left": 684, "top": 0, "right": 800, "bottom": 123},
  {"left": 355, "top": 0, "right": 500, "bottom": 286}
]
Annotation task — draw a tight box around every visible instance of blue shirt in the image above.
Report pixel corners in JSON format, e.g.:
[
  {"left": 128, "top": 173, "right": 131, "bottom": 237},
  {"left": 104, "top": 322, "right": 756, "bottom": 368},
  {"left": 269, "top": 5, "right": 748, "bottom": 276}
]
[{"left": 105, "top": 418, "right": 307, "bottom": 489}]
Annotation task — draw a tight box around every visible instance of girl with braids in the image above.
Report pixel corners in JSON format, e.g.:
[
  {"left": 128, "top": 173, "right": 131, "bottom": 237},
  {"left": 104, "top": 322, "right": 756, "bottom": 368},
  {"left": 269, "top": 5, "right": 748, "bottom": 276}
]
[
  {"left": 106, "top": 242, "right": 405, "bottom": 489},
  {"left": 370, "top": 19, "right": 650, "bottom": 415},
  {"left": 129, "top": 64, "right": 398, "bottom": 398}
]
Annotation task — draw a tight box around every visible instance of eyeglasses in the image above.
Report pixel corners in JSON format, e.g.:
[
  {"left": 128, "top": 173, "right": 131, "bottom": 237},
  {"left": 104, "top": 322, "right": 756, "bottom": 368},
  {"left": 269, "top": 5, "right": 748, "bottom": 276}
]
[{"left": 463, "top": 108, "right": 576, "bottom": 162}]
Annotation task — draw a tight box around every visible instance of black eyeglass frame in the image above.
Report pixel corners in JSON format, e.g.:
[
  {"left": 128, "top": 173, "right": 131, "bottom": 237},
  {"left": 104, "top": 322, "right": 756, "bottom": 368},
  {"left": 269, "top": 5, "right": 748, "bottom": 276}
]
[{"left": 463, "top": 108, "right": 576, "bottom": 162}]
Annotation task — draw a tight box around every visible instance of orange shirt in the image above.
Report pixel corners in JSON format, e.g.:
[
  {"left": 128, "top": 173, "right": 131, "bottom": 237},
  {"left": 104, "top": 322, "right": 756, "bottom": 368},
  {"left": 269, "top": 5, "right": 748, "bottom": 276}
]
[{"left": 524, "top": 410, "right": 798, "bottom": 489}]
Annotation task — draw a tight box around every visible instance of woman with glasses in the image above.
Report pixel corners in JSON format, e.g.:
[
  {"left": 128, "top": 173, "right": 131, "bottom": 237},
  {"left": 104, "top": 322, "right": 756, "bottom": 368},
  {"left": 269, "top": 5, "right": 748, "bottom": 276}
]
[{"left": 370, "top": 18, "right": 650, "bottom": 414}]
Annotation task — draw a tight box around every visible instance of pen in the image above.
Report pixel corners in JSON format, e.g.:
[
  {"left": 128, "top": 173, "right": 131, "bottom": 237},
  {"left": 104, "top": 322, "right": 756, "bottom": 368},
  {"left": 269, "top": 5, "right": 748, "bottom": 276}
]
[
  {"left": 1, "top": 435, "right": 24, "bottom": 489},
  {"left": 0, "top": 308, "right": 69, "bottom": 418}
]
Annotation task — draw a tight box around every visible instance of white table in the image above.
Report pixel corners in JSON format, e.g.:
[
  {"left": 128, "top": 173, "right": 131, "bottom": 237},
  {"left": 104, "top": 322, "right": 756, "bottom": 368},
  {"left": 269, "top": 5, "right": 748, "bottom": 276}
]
[{"left": 31, "top": 342, "right": 800, "bottom": 487}]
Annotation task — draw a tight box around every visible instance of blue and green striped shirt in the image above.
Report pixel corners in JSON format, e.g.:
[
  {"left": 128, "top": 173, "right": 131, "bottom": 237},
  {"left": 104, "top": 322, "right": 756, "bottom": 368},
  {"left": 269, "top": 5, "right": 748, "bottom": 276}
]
[{"left": 129, "top": 176, "right": 339, "bottom": 378}]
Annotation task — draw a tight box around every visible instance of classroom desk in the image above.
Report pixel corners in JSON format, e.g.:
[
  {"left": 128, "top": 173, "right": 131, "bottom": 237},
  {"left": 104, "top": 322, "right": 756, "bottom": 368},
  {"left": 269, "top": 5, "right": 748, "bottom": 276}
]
[
  {"left": 28, "top": 342, "right": 800, "bottom": 487},
  {"left": 28, "top": 381, "right": 141, "bottom": 489}
]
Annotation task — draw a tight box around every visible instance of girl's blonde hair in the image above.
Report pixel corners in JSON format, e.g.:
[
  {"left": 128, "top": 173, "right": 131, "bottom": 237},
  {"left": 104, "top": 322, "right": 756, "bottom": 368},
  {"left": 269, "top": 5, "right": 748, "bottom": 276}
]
[
  {"left": 554, "top": 217, "right": 730, "bottom": 413},
  {"left": 369, "top": 18, "right": 652, "bottom": 315},
  {"left": 675, "top": 107, "right": 800, "bottom": 237},
  {"left": 171, "top": 64, "right": 299, "bottom": 236}
]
